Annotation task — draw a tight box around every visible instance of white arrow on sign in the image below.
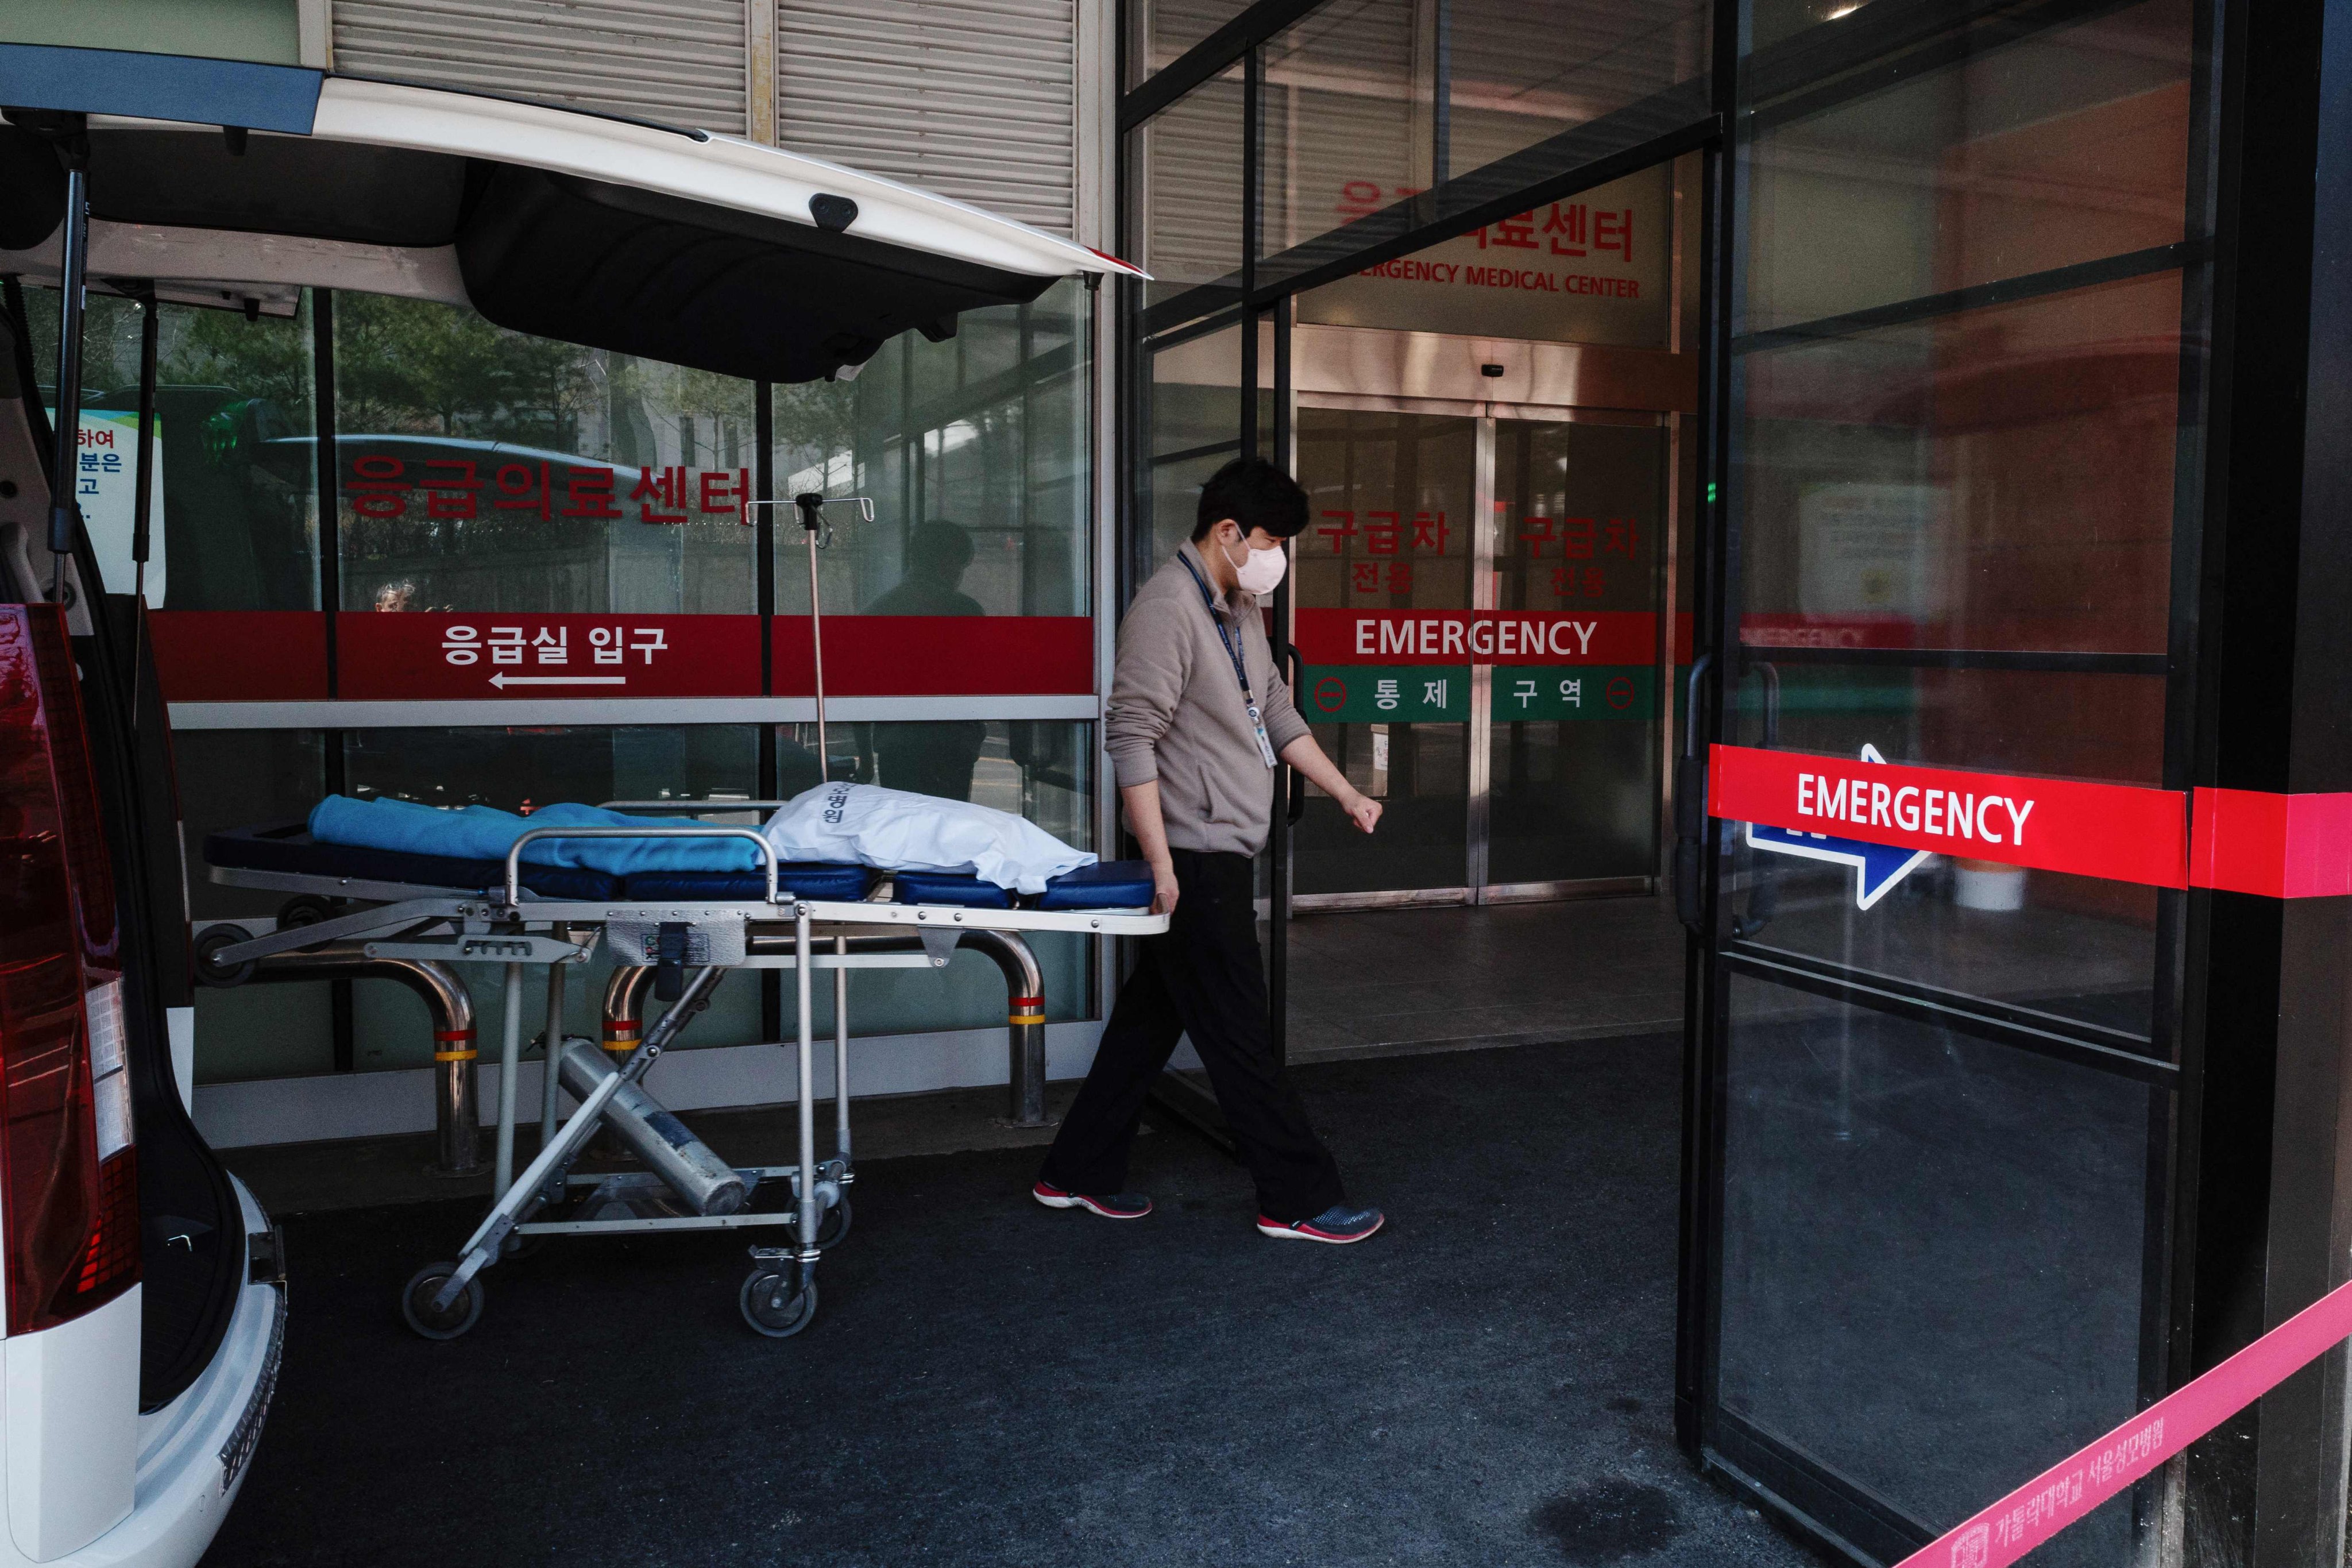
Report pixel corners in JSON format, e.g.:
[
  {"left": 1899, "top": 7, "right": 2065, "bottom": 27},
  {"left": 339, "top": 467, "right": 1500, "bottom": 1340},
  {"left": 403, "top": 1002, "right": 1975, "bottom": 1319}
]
[{"left": 488, "top": 673, "right": 628, "bottom": 689}]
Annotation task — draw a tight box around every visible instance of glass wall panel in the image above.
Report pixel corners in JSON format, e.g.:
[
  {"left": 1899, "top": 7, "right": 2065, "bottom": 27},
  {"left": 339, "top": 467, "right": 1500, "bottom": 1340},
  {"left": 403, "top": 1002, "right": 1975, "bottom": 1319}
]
[
  {"left": 1260, "top": 0, "right": 1422, "bottom": 262},
  {"left": 1295, "top": 161, "right": 1673, "bottom": 347},
  {"left": 341, "top": 724, "right": 759, "bottom": 814},
  {"left": 774, "top": 281, "right": 1092, "bottom": 621},
  {"left": 1730, "top": 272, "right": 2184, "bottom": 1036},
  {"left": 182, "top": 729, "right": 333, "bottom": 1086},
  {"left": 1141, "top": 319, "right": 1262, "bottom": 573},
  {"left": 177, "top": 729, "right": 328, "bottom": 921},
  {"left": 1127, "top": 0, "right": 1256, "bottom": 86},
  {"left": 1447, "top": 0, "right": 1710, "bottom": 179},
  {"left": 1134, "top": 73, "right": 1247, "bottom": 322},
  {"left": 1742, "top": 0, "right": 2192, "bottom": 335},
  {"left": 1718, "top": 976, "right": 2153, "bottom": 1563},
  {"left": 1739, "top": 275, "right": 2183, "bottom": 659},
  {"left": 333, "top": 295, "right": 758, "bottom": 615},
  {"left": 30, "top": 288, "right": 319, "bottom": 608}
]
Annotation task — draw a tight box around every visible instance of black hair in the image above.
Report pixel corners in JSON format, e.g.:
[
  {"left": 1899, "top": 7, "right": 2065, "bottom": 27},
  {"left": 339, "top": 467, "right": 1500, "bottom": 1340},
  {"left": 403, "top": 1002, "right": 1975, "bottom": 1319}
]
[
  {"left": 905, "top": 519, "right": 975, "bottom": 576},
  {"left": 1192, "top": 456, "right": 1310, "bottom": 542}
]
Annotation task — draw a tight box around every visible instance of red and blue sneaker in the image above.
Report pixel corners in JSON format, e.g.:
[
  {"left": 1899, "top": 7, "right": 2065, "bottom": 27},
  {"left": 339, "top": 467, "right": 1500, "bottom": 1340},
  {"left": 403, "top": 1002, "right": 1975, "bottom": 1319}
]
[
  {"left": 1033, "top": 1180, "right": 1153, "bottom": 1219},
  {"left": 1257, "top": 1203, "right": 1385, "bottom": 1243}
]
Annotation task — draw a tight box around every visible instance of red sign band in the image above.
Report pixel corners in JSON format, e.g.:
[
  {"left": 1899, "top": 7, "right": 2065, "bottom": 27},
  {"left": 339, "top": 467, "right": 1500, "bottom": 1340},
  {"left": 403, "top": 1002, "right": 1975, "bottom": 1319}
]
[
  {"left": 1708, "top": 744, "right": 2189, "bottom": 889},
  {"left": 149, "top": 611, "right": 330, "bottom": 702},
  {"left": 337, "top": 612, "right": 761, "bottom": 700},
  {"left": 771, "top": 616, "right": 1091, "bottom": 696},
  {"left": 1295, "top": 609, "right": 1660, "bottom": 666},
  {"left": 149, "top": 611, "right": 1095, "bottom": 701}
]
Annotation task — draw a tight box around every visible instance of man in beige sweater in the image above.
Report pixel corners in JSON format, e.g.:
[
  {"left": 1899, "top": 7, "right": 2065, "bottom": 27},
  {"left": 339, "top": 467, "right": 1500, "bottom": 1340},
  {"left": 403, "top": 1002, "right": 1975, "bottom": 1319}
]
[{"left": 1034, "top": 458, "right": 1387, "bottom": 1243}]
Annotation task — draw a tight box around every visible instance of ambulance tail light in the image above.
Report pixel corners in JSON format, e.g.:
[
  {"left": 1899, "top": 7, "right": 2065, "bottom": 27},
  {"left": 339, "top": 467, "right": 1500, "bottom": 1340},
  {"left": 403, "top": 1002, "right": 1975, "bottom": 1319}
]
[{"left": 0, "top": 604, "right": 138, "bottom": 1335}]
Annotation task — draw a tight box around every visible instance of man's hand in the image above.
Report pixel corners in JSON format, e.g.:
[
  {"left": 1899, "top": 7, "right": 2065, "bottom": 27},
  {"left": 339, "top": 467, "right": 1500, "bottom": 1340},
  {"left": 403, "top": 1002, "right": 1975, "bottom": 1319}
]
[
  {"left": 1280, "top": 735, "right": 1382, "bottom": 836},
  {"left": 1150, "top": 858, "right": 1180, "bottom": 916}
]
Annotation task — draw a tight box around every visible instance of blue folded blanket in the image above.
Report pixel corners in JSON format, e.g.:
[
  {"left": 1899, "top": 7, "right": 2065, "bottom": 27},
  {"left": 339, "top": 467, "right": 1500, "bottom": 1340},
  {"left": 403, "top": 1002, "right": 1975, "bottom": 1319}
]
[{"left": 308, "top": 795, "right": 763, "bottom": 875}]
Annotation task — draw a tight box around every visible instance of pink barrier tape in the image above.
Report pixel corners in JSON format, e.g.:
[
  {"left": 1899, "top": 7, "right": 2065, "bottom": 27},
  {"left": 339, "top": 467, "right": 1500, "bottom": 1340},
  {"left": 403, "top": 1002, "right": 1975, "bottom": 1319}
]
[{"left": 1897, "top": 1275, "right": 2352, "bottom": 1567}]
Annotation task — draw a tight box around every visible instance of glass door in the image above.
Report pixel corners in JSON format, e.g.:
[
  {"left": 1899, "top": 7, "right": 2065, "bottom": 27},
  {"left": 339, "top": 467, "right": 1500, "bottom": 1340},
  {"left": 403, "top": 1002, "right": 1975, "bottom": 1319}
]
[
  {"left": 1291, "top": 403, "right": 1671, "bottom": 904},
  {"left": 1683, "top": 0, "right": 2211, "bottom": 1559},
  {"left": 1489, "top": 415, "right": 1668, "bottom": 891},
  {"left": 1292, "top": 407, "right": 1476, "bottom": 898}
]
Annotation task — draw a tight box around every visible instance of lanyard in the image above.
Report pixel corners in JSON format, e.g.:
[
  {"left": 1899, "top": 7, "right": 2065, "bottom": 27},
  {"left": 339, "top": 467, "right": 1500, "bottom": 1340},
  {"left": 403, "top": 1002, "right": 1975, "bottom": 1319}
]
[
  {"left": 1177, "top": 551, "right": 1255, "bottom": 701},
  {"left": 1177, "top": 550, "right": 1279, "bottom": 769}
]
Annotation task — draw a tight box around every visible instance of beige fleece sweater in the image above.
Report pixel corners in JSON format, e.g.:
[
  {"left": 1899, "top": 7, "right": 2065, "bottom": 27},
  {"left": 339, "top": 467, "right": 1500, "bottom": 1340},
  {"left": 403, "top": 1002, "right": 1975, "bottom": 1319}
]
[{"left": 1105, "top": 540, "right": 1311, "bottom": 858}]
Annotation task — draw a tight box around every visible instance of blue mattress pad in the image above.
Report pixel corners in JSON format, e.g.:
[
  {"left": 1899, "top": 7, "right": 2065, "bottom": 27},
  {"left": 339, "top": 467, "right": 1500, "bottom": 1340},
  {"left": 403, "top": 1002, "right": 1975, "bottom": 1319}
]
[
  {"left": 620, "top": 865, "right": 874, "bottom": 902},
  {"left": 210, "top": 822, "right": 1158, "bottom": 913},
  {"left": 891, "top": 860, "right": 1156, "bottom": 912},
  {"left": 206, "top": 820, "right": 625, "bottom": 900}
]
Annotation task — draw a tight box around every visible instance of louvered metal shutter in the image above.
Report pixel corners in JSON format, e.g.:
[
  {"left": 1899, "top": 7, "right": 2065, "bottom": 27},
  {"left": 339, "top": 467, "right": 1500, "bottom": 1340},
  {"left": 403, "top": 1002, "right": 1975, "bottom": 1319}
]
[
  {"left": 333, "top": 0, "right": 754, "bottom": 137},
  {"left": 777, "top": 0, "right": 1077, "bottom": 235}
]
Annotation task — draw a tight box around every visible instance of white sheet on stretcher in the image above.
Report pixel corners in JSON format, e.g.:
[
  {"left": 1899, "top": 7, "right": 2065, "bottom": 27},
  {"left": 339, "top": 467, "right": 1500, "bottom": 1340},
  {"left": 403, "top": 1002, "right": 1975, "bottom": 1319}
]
[{"left": 763, "top": 782, "right": 1095, "bottom": 895}]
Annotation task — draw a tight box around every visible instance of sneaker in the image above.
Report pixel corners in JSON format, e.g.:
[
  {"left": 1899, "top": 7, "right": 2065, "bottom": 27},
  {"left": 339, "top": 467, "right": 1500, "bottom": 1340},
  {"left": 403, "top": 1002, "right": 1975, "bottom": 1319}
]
[
  {"left": 1257, "top": 1203, "right": 1384, "bottom": 1243},
  {"left": 1033, "top": 1180, "right": 1153, "bottom": 1219}
]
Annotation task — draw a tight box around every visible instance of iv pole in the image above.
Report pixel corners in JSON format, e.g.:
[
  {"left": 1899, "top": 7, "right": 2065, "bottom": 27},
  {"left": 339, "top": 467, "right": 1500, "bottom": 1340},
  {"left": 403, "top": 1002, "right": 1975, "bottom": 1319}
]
[{"left": 754, "top": 493, "right": 874, "bottom": 784}]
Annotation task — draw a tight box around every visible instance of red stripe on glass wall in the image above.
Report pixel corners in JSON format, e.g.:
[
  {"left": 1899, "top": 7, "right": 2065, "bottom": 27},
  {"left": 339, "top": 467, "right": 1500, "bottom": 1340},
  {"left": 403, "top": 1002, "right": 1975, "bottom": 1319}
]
[
  {"left": 146, "top": 612, "right": 330, "bottom": 702},
  {"left": 771, "top": 617, "right": 1093, "bottom": 696}
]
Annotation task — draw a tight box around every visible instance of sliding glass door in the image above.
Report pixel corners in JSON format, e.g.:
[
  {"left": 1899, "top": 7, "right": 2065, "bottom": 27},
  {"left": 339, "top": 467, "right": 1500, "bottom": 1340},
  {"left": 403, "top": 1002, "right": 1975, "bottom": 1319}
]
[{"left": 1684, "top": 0, "right": 2214, "bottom": 1559}]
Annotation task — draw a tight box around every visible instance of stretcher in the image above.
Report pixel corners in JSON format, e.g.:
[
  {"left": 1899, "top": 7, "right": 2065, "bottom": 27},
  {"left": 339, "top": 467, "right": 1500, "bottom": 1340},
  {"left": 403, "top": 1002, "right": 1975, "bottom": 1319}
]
[
  {"left": 196, "top": 493, "right": 1168, "bottom": 1339},
  {"left": 200, "top": 821, "right": 1162, "bottom": 1338}
]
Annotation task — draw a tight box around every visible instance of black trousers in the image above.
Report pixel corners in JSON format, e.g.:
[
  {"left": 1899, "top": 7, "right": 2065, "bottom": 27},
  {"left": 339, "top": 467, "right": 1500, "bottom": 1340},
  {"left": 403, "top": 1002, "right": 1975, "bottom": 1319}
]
[{"left": 1039, "top": 849, "right": 1345, "bottom": 1222}]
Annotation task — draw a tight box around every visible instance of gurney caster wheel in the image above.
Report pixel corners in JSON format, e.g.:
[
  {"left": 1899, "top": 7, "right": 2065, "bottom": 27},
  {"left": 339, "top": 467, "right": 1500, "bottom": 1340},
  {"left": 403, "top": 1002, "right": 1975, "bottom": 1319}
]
[
  {"left": 276, "top": 894, "right": 338, "bottom": 928},
  {"left": 739, "top": 1270, "right": 818, "bottom": 1338},
  {"left": 816, "top": 1198, "right": 852, "bottom": 1251},
  {"left": 193, "top": 924, "right": 256, "bottom": 987},
  {"left": 401, "top": 1262, "right": 484, "bottom": 1340}
]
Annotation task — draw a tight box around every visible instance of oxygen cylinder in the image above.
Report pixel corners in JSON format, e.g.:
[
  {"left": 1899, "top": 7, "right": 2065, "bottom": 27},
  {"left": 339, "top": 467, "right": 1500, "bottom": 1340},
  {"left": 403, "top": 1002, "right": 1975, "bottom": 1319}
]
[{"left": 557, "top": 1039, "right": 748, "bottom": 1216}]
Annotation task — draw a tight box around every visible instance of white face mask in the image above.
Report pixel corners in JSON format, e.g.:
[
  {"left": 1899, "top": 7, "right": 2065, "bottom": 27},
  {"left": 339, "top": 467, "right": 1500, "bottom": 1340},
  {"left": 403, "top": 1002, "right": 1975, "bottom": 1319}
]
[{"left": 1225, "top": 535, "right": 1288, "bottom": 596}]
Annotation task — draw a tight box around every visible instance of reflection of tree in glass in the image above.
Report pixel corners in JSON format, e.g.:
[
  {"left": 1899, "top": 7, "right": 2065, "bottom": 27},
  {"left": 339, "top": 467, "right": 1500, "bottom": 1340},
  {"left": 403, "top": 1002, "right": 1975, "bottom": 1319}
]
[
  {"left": 334, "top": 293, "right": 579, "bottom": 446},
  {"left": 32, "top": 288, "right": 314, "bottom": 428},
  {"left": 772, "top": 377, "right": 857, "bottom": 489}
]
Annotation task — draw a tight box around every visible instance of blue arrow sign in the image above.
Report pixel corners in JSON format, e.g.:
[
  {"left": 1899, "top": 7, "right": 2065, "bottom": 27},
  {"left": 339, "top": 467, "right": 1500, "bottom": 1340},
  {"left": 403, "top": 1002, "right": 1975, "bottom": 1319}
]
[{"left": 1743, "top": 743, "right": 1932, "bottom": 910}]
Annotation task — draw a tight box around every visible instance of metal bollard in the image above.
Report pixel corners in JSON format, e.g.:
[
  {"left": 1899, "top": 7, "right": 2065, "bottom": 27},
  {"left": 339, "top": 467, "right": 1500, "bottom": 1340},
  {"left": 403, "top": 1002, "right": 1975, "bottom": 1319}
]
[
  {"left": 955, "top": 930, "right": 1049, "bottom": 1127},
  {"left": 639, "top": 926, "right": 1053, "bottom": 1127},
  {"left": 242, "top": 945, "right": 481, "bottom": 1175}
]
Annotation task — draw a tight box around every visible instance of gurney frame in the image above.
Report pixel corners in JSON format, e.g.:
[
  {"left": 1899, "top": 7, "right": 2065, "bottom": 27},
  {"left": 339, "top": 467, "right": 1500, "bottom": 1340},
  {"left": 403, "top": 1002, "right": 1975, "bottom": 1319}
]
[{"left": 203, "top": 825, "right": 1163, "bottom": 1338}]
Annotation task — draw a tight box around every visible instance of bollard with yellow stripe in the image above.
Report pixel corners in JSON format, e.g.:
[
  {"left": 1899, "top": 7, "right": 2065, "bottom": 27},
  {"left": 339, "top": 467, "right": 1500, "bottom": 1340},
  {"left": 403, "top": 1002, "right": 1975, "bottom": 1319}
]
[
  {"left": 603, "top": 1017, "right": 641, "bottom": 1056},
  {"left": 433, "top": 1028, "right": 477, "bottom": 1063},
  {"left": 1008, "top": 994, "right": 1046, "bottom": 1026}
]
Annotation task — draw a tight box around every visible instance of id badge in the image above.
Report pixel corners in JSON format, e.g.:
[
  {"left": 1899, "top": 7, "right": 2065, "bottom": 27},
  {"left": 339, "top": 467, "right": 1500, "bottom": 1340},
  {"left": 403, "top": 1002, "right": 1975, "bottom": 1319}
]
[{"left": 1245, "top": 702, "right": 1279, "bottom": 770}]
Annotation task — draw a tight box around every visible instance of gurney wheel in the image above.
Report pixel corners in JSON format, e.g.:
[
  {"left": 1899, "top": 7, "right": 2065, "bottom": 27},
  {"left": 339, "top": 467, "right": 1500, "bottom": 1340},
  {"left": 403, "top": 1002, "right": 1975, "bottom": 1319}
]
[
  {"left": 401, "top": 1262, "right": 485, "bottom": 1341},
  {"left": 739, "top": 1270, "right": 818, "bottom": 1338},
  {"left": 816, "top": 1198, "right": 852, "bottom": 1251},
  {"left": 277, "top": 894, "right": 338, "bottom": 928},
  {"left": 193, "top": 924, "right": 255, "bottom": 987}
]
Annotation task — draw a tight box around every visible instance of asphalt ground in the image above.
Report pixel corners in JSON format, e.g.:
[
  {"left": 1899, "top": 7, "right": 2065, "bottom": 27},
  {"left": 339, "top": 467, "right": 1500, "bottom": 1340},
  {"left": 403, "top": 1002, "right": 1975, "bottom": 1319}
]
[{"left": 203, "top": 1035, "right": 1826, "bottom": 1568}]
